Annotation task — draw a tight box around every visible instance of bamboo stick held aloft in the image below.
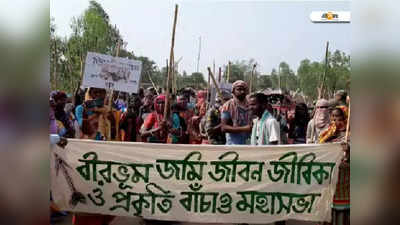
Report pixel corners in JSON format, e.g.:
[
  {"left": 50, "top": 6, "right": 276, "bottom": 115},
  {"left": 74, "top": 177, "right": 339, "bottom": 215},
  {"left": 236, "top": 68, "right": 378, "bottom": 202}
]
[
  {"left": 207, "top": 67, "right": 223, "bottom": 99},
  {"left": 319, "top": 41, "right": 329, "bottom": 99},
  {"left": 249, "top": 63, "right": 257, "bottom": 93},
  {"left": 163, "top": 4, "right": 179, "bottom": 120}
]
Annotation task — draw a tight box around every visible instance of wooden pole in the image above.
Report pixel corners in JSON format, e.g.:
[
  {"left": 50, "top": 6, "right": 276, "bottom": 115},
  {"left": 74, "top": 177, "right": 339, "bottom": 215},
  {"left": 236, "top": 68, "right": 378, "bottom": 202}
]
[
  {"left": 249, "top": 63, "right": 257, "bottom": 93},
  {"left": 108, "top": 40, "right": 121, "bottom": 109},
  {"left": 165, "top": 59, "right": 169, "bottom": 92},
  {"left": 208, "top": 60, "right": 214, "bottom": 102},
  {"left": 345, "top": 100, "right": 351, "bottom": 143},
  {"left": 208, "top": 67, "right": 223, "bottom": 99},
  {"left": 171, "top": 53, "right": 175, "bottom": 95},
  {"left": 115, "top": 40, "right": 121, "bottom": 57},
  {"left": 319, "top": 41, "right": 329, "bottom": 99},
  {"left": 147, "top": 71, "right": 159, "bottom": 95},
  {"left": 227, "top": 61, "right": 231, "bottom": 83},
  {"left": 173, "top": 58, "right": 176, "bottom": 95},
  {"left": 164, "top": 4, "right": 179, "bottom": 120},
  {"left": 213, "top": 60, "right": 216, "bottom": 78},
  {"left": 75, "top": 39, "right": 85, "bottom": 96},
  {"left": 99, "top": 40, "right": 122, "bottom": 141},
  {"left": 173, "top": 57, "right": 182, "bottom": 95},
  {"left": 53, "top": 40, "right": 57, "bottom": 90},
  {"left": 218, "top": 67, "right": 221, "bottom": 83}
]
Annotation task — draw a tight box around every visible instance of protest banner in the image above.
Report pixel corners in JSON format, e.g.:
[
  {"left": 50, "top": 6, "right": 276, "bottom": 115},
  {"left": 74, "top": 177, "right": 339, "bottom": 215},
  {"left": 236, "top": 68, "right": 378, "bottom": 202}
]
[
  {"left": 51, "top": 140, "right": 342, "bottom": 224},
  {"left": 82, "top": 52, "right": 142, "bottom": 93}
]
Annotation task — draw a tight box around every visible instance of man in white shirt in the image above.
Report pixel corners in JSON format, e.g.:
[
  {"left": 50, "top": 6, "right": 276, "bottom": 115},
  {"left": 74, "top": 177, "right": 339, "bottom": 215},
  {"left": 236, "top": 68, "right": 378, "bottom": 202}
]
[
  {"left": 249, "top": 93, "right": 285, "bottom": 225},
  {"left": 249, "top": 93, "right": 280, "bottom": 145}
]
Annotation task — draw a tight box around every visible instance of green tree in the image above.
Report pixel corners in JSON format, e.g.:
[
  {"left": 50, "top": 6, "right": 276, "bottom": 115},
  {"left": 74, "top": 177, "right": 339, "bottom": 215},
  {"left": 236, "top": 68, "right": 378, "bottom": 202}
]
[
  {"left": 325, "top": 50, "right": 351, "bottom": 97},
  {"left": 297, "top": 59, "right": 323, "bottom": 100},
  {"left": 257, "top": 75, "right": 273, "bottom": 90},
  {"left": 270, "top": 69, "right": 279, "bottom": 89},
  {"left": 223, "top": 59, "right": 258, "bottom": 87},
  {"left": 297, "top": 50, "right": 350, "bottom": 100},
  {"left": 278, "top": 62, "right": 298, "bottom": 92}
]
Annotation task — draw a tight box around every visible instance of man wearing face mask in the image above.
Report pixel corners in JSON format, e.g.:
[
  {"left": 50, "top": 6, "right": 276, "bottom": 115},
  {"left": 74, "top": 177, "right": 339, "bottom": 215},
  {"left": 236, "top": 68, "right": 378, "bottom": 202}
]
[
  {"left": 221, "top": 80, "right": 252, "bottom": 145},
  {"left": 177, "top": 94, "right": 193, "bottom": 144},
  {"left": 306, "top": 99, "right": 330, "bottom": 143}
]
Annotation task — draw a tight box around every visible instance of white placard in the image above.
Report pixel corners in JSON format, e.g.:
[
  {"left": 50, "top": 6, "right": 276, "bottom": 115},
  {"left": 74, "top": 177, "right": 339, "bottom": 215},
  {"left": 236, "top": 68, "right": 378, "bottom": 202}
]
[{"left": 82, "top": 52, "right": 142, "bottom": 93}]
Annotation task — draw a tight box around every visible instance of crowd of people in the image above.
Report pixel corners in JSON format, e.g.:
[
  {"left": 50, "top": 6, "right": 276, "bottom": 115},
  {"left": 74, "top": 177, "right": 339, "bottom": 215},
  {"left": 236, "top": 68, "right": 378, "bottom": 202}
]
[{"left": 49, "top": 80, "right": 350, "bottom": 225}]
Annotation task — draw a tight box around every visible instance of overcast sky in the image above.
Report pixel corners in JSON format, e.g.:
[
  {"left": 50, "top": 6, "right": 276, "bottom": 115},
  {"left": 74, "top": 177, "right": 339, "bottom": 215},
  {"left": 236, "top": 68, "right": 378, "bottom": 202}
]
[{"left": 50, "top": 0, "right": 350, "bottom": 77}]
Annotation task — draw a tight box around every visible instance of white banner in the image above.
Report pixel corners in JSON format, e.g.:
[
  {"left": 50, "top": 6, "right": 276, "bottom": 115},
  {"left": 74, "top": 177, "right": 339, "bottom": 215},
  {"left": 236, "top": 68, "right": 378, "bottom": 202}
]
[
  {"left": 51, "top": 140, "right": 342, "bottom": 224},
  {"left": 82, "top": 52, "right": 142, "bottom": 93}
]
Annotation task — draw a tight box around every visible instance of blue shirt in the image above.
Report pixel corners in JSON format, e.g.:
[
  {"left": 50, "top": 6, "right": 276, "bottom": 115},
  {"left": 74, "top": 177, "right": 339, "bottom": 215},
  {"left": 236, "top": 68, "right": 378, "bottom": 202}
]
[
  {"left": 221, "top": 107, "right": 250, "bottom": 145},
  {"left": 75, "top": 104, "right": 84, "bottom": 127}
]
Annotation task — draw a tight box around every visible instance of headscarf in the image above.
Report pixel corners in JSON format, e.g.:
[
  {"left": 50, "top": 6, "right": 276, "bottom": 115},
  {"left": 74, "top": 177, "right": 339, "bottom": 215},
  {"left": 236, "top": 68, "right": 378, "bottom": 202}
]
[
  {"left": 232, "top": 80, "right": 248, "bottom": 93},
  {"left": 64, "top": 103, "right": 75, "bottom": 115},
  {"left": 314, "top": 99, "right": 330, "bottom": 129},
  {"left": 319, "top": 106, "right": 349, "bottom": 143},
  {"left": 197, "top": 90, "right": 207, "bottom": 99},
  {"left": 154, "top": 94, "right": 166, "bottom": 113},
  {"left": 222, "top": 80, "right": 249, "bottom": 127},
  {"left": 196, "top": 90, "right": 207, "bottom": 117}
]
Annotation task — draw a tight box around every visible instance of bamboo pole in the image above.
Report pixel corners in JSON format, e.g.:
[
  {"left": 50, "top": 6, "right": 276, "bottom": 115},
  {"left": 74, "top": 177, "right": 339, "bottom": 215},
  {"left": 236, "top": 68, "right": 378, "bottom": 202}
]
[
  {"left": 165, "top": 59, "right": 169, "bottom": 92},
  {"left": 213, "top": 60, "right": 216, "bottom": 79},
  {"left": 110, "top": 40, "right": 121, "bottom": 141},
  {"left": 108, "top": 40, "right": 121, "bottom": 110},
  {"left": 173, "top": 57, "right": 182, "bottom": 95},
  {"left": 208, "top": 60, "right": 214, "bottom": 103},
  {"left": 147, "top": 71, "right": 159, "bottom": 95},
  {"left": 319, "top": 41, "right": 329, "bottom": 99},
  {"left": 164, "top": 4, "right": 179, "bottom": 120},
  {"left": 115, "top": 40, "right": 121, "bottom": 57},
  {"left": 171, "top": 53, "right": 175, "bottom": 95},
  {"left": 227, "top": 61, "right": 231, "bottom": 83},
  {"left": 53, "top": 40, "right": 57, "bottom": 90},
  {"left": 218, "top": 67, "right": 221, "bottom": 83},
  {"left": 249, "top": 63, "right": 257, "bottom": 93},
  {"left": 345, "top": 100, "right": 351, "bottom": 143},
  {"left": 75, "top": 40, "right": 85, "bottom": 96},
  {"left": 207, "top": 67, "right": 222, "bottom": 99}
]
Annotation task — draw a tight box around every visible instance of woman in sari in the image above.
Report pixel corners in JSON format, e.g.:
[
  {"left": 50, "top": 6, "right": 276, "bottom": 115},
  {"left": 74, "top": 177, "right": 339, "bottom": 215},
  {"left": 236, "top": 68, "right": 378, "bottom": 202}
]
[
  {"left": 167, "top": 103, "right": 185, "bottom": 144},
  {"left": 140, "top": 94, "right": 168, "bottom": 143},
  {"left": 319, "top": 106, "right": 350, "bottom": 225}
]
